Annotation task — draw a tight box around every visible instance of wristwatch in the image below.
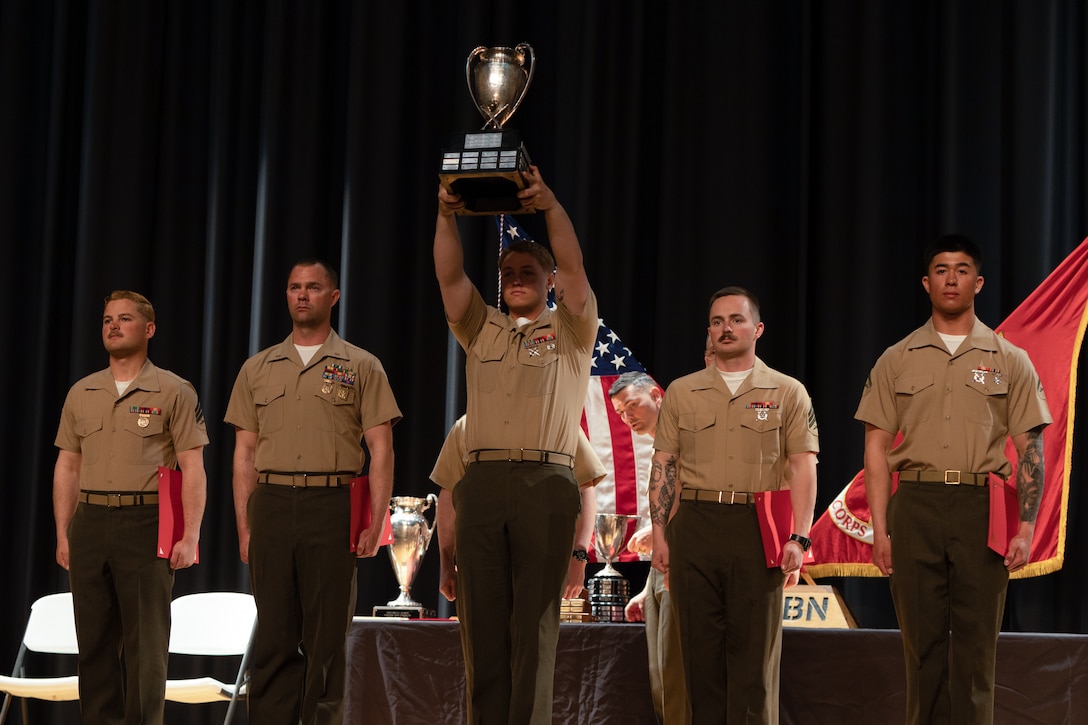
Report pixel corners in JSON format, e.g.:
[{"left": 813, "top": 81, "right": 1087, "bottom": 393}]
[
  {"left": 572, "top": 548, "right": 589, "bottom": 563},
  {"left": 788, "top": 533, "right": 812, "bottom": 552}
]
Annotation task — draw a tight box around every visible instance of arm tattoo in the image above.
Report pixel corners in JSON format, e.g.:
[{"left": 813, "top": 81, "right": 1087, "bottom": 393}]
[
  {"left": 649, "top": 455, "right": 678, "bottom": 526},
  {"left": 1017, "top": 427, "right": 1045, "bottom": 523}
]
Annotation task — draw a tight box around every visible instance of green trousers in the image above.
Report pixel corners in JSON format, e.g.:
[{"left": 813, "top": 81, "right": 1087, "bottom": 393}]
[
  {"left": 668, "top": 500, "right": 784, "bottom": 725},
  {"left": 888, "top": 481, "right": 1009, "bottom": 725},
  {"left": 246, "top": 484, "right": 358, "bottom": 725},
  {"left": 68, "top": 502, "right": 173, "bottom": 725},
  {"left": 452, "top": 460, "right": 580, "bottom": 725}
]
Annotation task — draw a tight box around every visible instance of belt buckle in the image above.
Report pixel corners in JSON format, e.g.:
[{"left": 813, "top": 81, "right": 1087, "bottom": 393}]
[
  {"left": 944, "top": 470, "right": 961, "bottom": 485},
  {"left": 107, "top": 493, "right": 122, "bottom": 508}
]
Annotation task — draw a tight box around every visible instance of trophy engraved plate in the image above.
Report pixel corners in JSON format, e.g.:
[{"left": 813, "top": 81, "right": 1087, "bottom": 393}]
[
  {"left": 373, "top": 494, "right": 438, "bottom": 619},
  {"left": 588, "top": 513, "right": 638, "bottom": 623},
  {"left": 439, "top": 43, "right": 536, "bottom": 215}
]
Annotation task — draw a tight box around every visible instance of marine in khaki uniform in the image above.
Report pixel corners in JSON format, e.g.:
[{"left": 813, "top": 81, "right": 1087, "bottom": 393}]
[
  {"left": 434, "top": 166, "right": 598, "bottom": 724},
  {"left": 225, "top": 259, "right": 401, "bottom": 725},
  {"left": 54, "top": 290, "right": 208, "bottom": 725},
  {"left": 430, "top": 415, "right": 606, "bottom": 604},
  {"left": 858, "top": 234, "right": 1050, "bottom": 725},
  {"left": 651, "top": 287, "right": 818, "bottom": 724}
]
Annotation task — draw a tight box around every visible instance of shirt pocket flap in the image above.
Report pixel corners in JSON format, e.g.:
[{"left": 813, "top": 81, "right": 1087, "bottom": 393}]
[
  {"left": 678, "top": 411, "right": 716, "bottom": 432},
  {"left": 76, "top": 417, "right": 104, "bottom": 437},
  {"left": 255, "top": 384, "right": 286, "bottom": 406},
  {"left": 894, "top": 374, "right": 934, "bottom": 396}
]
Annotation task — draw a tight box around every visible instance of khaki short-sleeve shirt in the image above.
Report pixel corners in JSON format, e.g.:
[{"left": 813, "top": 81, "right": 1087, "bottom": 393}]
[
  {"left": 54, "top": 360, "right": 209, "bottom": 491},
  {"left": 429, "top": 415, "right": 606, "bottom": 490},
  {"left": 654, "top": 359, "right": 819, "bottom": 493},
  {"left": 224, "top": 331, "right": 402, "bottom": 473},
  {"left": 449, "top": 286, "right": 598, "bottom": 458},
  {"left": 855, "top": 318, "right": 1051, "bottom": 476}
]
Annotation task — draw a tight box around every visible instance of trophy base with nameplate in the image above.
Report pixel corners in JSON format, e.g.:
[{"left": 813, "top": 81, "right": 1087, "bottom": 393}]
[
  {"left": 587, "top": 575, "right": 631, "bottom": 623},
  {"left": 439, "top": 130, "right": 533, "bottom": 215},
  {"left": 372, "top": 603, "right": 436, "bottom": 620}
]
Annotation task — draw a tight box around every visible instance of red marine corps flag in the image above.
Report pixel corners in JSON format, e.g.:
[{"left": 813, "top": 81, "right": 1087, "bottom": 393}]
[
  {"left": 496, "top": 215, "right": 653, "bottom": 562},
  {"left": 807, "top": 238, "right": 1088, "bottom": 579}
]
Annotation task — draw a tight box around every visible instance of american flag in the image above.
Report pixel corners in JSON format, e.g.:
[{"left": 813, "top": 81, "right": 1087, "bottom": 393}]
[{"left": 496, "top": 215, "right": 654, "bottom": 562}]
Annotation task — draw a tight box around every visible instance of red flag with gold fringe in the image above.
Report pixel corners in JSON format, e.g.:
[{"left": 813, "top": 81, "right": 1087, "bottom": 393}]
[{"left": 807, "top": 238, "right": 1088, "bottom": 579}]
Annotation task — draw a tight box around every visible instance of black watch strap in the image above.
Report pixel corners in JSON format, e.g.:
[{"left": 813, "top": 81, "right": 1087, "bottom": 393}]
[
  {"left": 788, "top": 533, "right": 812, "bottom": 552},
  {"left": 572, "top": 548, "right": 589, "bottom": 562}
]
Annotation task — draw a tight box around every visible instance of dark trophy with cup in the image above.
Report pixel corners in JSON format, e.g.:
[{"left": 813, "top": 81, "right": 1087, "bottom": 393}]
[
  {"left": 588, "top": 513, "right": 638, "bottom": 623},
  {"left": 439, "top": 43, "right": 536, "bottom": 215}
]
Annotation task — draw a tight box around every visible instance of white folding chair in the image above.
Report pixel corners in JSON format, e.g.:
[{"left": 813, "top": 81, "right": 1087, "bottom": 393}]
[
  {"left": 0, "top": 592, "right": 80, "bottom": 724},
  {"left": 165, "top": 591, "right": 256, "bottom": 724}
]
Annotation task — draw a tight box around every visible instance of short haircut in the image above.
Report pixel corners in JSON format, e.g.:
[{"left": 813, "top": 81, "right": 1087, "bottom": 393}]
[
  {"left": 708, "top": 286, "right": 761, "bottom": 323},
  {"left": 498, "top": 240, "right": 555, "bottom": 274},
  {"left": 609, "top": 371, "right": 658, "bottom": 398},
  {"left": 104, "top": 290, "right": 155, "bottom": 323},
  {"left": 291, "top": 257, "right": 340, "bottom": 289},
  {"left": 923, "top": 234, "right": 983, "bottom": 273}
]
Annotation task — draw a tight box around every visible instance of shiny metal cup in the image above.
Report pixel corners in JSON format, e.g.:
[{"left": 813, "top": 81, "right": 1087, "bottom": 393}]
[
  {"left": 593, "top": 513, "right": 638, "bottom": 579},
  {"left": 385, "top": 494, "right": 438, "bottom": 608},
  {"left": 467, "top": 44, "right": 535, "bottom": 129}
]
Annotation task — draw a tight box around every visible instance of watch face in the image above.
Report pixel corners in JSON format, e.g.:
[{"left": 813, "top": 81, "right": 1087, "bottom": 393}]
[{"left": 572, "top": 549, "right": 589, "bottom": 562}]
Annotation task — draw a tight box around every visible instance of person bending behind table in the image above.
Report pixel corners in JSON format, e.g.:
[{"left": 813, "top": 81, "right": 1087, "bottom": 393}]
[
  {"left": 54, "top": 290, "right": 208, "bottom": 725},
  {"left": 612, "top": 371, "right": 691, "bottom": 725},
  {"left": 225, "top": 258, "right": 401, "bottom": 725},
  {"left": 433, "top": 165, "right": 598, "bottom": 724},
  {"left": 650, "top": 286, "right": 818, "bottom": 724},
  {"left": 858, "top": 234, "right": 1050, "bottom": 724},
  {"left": 431, "top": 414, "right": 605, "bottom": 606}
]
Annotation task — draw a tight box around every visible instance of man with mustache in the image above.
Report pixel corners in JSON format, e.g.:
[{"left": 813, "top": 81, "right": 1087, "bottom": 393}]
[{"left": 650, "top": 286, "right": 819, "bottom": 723}]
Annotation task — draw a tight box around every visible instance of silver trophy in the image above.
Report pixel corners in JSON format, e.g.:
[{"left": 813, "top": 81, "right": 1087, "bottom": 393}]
[
  {"left": 588, "top": 513, "right": 638, "bottom": 622},
  {"left": 467, "top": 44, "right": 535, "bottom": 129},
  {"left": 439, "top": 43, "right": 536, "bottom": 215},
  {"left": 372, "top": 494, "right": 438, "bottom": 619}
]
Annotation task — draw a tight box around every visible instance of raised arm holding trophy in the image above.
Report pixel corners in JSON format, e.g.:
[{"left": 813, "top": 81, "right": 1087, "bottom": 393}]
[{"left": 433, "top": 42, "right": 601, "bottom": 724}]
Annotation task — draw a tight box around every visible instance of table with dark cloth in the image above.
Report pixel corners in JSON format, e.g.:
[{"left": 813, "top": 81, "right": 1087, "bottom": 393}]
[{"left": 345, "top": 619, "right": 1088, "bottom": 724}]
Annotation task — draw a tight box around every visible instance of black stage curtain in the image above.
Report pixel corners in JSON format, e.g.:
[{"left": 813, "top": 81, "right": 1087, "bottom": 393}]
[{"left": 1, "top": 2, "right": 1086, "bottom": 722}]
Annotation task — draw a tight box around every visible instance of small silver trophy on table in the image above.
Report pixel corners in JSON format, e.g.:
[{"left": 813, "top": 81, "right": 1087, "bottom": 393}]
[
  {"left": 439, "top": 43, "right": 535, "bottom": 215},
  {"left": 588, "top": 513, "right": 638, "bottom": 623},
  {"left": 373, "top": 494, "right": 438, "bottom": 619}
]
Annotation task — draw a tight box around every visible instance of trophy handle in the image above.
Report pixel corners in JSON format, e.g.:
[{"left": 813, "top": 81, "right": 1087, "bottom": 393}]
[
  {"left": 423, "top": 492, "right": 439, "bottom": 548},
  {"left": 505, "top": 43, "right": 535, "bottom": 123},
  {"left": 464, "top": 46, "right": 488, "bottom": 108}
]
